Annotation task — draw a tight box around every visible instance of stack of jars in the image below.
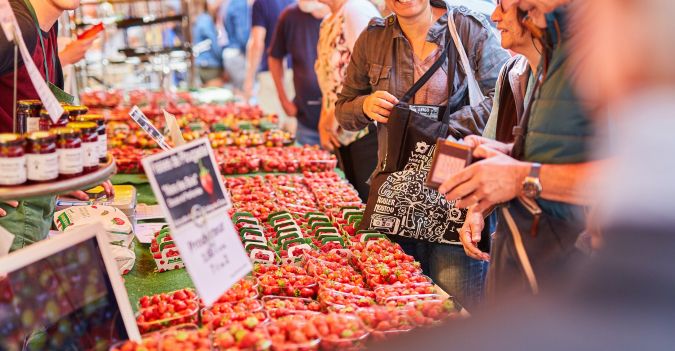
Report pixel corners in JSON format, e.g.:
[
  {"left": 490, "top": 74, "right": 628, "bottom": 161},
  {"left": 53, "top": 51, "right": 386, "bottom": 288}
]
[{"left": 0, "top": 101, "right": 108, "bottom": 186}]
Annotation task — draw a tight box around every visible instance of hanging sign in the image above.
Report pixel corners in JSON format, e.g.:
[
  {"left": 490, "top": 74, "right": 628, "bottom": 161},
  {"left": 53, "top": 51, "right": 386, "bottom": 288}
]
[{"left": 142, "top": 138, "right": 251, "bottom": 306}]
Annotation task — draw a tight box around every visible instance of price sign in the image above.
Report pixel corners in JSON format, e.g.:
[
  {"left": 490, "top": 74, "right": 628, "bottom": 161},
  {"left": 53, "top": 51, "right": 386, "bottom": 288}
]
[
  {"left": 142, "top": 138, "right": 251, "bottom": 306},
  {"left": 163, "top": 109, "right": 186, "bottom": 147},
  {"left": 0, "top": 0, "right": 16, "bottom": 41},
  {"left": 128, "top": 106, "right": 172, "bottom": 151}
]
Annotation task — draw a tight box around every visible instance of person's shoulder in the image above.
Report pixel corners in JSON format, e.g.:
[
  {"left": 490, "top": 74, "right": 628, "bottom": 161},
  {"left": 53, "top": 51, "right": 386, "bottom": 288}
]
[
  {"left": 365, "top": 14, "right": 391, "bottom": 32},
  {"left": 449, "top": 5, "right": 492, "bottom": 30}
]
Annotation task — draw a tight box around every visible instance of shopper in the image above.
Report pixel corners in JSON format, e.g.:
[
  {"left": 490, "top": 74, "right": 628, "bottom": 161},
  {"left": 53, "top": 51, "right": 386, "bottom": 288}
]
[
  {"left": 314, "top": 0, "right": 380, "bottom": 201},
  {"left": 243, "top": 0, "right": 294, "bottom": 128},
  {"left": 223, "top": 0, "right": 252, "bottom": 90},
  {"left": 335, "top": 0, "right": 509, "bottom": 309},
  {"left": 458, "top": 0, "right": 542, "bottom": 261},
  {"left": 193, "top": 0, "right": 226, "bottom": 87},
  {"left": 0, "top": 0, "right": 113, "bottom": 251},
  {"left": 439, "top": 0, "right": 602, "bottom": 300},
  {"left": 267, "top": 1, "right": 327, "bottom": 146}
]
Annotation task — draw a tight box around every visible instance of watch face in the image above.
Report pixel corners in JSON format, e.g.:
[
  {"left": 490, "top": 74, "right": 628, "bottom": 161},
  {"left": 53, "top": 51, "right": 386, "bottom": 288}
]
[{"left": 523, "top": 178, "right": 542, "bottom": 198}]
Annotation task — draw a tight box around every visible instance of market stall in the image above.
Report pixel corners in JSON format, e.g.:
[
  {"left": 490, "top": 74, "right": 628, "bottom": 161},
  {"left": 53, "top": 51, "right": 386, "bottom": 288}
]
[{"left": 0, "top": 86, "right": 464, "bottom": 350}]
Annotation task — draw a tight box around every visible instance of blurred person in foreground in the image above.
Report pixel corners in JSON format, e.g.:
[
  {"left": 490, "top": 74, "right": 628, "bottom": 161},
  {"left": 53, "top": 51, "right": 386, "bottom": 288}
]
[
  {"left": 314, "top": 0, "right": 381, "bottom": 201},
  {"left": 0, "top": 0, "right": 113, "bottom": 251},
  {"left": 268, "top": 0, "right": 328, "bottom": 146},
  {"left": 439, "top": 0, "right": 603, "bottom": 301},
  {"left": 374, "top": 0, "right": 675, "bottom": 348}
]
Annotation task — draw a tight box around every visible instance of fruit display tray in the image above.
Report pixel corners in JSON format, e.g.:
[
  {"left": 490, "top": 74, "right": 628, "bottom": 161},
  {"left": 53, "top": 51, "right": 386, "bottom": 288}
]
[{"left": 0, "top": 154, "right": 116, "bottom": 201}]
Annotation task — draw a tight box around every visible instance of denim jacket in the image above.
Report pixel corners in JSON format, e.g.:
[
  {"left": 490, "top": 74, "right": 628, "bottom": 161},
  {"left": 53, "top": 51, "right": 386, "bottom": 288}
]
[{"left": 335, "top": 0, "right": 509, "bottom": 174}]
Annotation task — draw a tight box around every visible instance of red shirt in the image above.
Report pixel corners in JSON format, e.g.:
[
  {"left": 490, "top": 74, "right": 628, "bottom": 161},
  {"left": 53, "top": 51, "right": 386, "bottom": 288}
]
[{"left": 0, "top": 0, "right": 63, "bottom": 133}]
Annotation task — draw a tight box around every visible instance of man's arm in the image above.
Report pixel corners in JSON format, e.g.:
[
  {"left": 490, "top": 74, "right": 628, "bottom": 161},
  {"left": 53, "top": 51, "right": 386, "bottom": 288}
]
[
  {"left": 267, "top": 10, "right": 296, "bottom": 117},
  {"left": 439, "top": 144, "right": 606, "bottom": 212},
  {"left": 243, "top": 26, "right": 265, "bottom": 100}
]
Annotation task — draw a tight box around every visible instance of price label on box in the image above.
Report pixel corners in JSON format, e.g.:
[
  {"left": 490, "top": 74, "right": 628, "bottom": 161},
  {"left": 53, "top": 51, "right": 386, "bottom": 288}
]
[{"left": 142, "top": 138, "right": 251, "bottom": 306}]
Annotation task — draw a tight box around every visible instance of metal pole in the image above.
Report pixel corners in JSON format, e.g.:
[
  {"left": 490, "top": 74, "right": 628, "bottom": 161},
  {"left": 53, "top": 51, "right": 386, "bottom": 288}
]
[{"left": 12, "top": 41, "right": 18, "bottom": 133}]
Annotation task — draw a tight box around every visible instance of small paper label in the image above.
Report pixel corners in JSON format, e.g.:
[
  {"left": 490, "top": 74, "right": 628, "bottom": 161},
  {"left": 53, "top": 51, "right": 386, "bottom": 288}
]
[
  {"left": 58, "top": 148, "right": 83, "bottom": 175},
  {"left": 82, "top": 141, "right": 98, "bottom": 167},
  {"left": 0, "top": 156, "right": 26, "bottom": 185},
  {"left": 26, "top": 153, "right": 58, "bottom": 181}
]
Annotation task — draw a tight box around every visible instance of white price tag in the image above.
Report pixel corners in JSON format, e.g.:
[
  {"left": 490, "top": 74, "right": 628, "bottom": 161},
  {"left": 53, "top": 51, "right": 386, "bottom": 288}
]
[
  {"left": 142, "top": 139, "right": 249, "bottom": 306},
  {"left": 163, "top": 109, "right": 186, "bottom": 147},
  {"left": 128, "top": 106, "right": 172, "bottom": 151}
]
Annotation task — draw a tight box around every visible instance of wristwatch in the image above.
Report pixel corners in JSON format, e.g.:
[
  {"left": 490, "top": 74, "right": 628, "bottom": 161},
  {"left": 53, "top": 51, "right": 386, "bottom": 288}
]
[{"left": 522, "top": 163, "right": 543, "bottom": 199}]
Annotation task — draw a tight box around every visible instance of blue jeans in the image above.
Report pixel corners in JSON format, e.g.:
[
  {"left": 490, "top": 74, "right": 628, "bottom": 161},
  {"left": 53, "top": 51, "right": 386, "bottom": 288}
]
[
  {"left": 296, "top": 122, "right": 320, "bottom": 146},
  {"left": 390, "top": 236, "right": 489, "bottom": 311}
]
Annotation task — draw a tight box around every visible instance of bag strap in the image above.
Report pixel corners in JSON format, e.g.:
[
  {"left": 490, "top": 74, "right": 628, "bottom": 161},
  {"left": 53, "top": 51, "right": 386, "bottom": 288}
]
[
  {"left": 399, "top": 35, "right": 453, "bottom": 104},
  {"left": 446, "top": 9, "right": 485, "bottom": 107},
  {"left": 501, "top": 206, "right": 539, "bottom": 295}
]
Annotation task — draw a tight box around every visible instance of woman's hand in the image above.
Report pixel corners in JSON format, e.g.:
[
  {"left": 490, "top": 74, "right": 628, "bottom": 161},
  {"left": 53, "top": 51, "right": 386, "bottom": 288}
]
[
  {"left": 319, "top": 109, "right": 341, "bottom": 152},
  {"left": 0, "top": 201, "right": 19, "bottom": 217},
  {"left": 363, "top": 90, "right": 398, "bottom": 123}
]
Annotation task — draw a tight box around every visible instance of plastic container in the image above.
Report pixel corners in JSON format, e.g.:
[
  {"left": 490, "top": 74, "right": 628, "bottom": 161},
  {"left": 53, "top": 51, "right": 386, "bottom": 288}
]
[
  {"left": 203, "top": 308, "right": 270, "bottom": 330},
  {"left": 318, "top": 281, "right": 375, "bottom": 299},
  {"left": 214, "top": 276, "right": 260, "bottom": 303},
  {"left": 401, "top": 299, "right": 463, "bottom": 327},
  {"left": 108, "top": 332, "right": 160, "bottom": 351},
  {"left": 159, "top": 324, "right": 211, "bottom": 350},
  {"left": 213, "top": 322, "right": 272, "bottom": 351},
  {"left": 374, "top": 282, "right": 438, "bottom": 304},
  {"left": 318, "top": 290, "right": 376, "bottom": 311},
  {"left": 266, "top": 317, "right": 321, "bottom": 351},
  {"left": 258, "top": 273, "right": 318, "bottom": 298},
  {"left": 311, "top": 313, "right": 369, "bottom": 351},
  {"left": 135, "top": 302, "right": 200, "bottom": 334},
  {"left": 262, "top": 296, "right": 321, "bottom": 319},
  {"left": 354, "top": 306, "right": 415, "bottom": 341}
]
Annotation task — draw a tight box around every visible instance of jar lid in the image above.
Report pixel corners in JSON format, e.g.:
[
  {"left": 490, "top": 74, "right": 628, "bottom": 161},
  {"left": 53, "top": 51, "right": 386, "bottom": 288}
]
[
  {"left": 66, "top": 121, "right": 98, "bottom": 132},
  {"left": 41, "top": 109, "right": 68, "bottom": 119},
  {"left": 76, "top": 114, "right": 104, "bottom": 123},
  {"left": 0, "top": 133, "right": 25, "bottom": 146},
  {"left": 26, "top": 131, "right": 56, "bottom": 143},
  {"left": 51, "top": 127, "right": 81, "bottom": 138},
  {"left": 67, "top": 105, "right": 89, "bottom": 115},
  {"left": 18, "top": 99, "right": 42, "bottom": 109}
]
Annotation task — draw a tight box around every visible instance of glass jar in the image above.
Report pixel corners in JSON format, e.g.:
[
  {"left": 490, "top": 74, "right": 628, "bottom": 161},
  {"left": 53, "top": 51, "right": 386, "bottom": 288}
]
[
  {"left": 66, "top": 105, "right": 89, "bottom": 121},
  {"left": 17, "top": 99, "right": 43, "bottom": 133},
  {"left": 53, "top": 127, "right": 83, "bottom": 178},
  {"left": 40, "top": 109, "right": 69, "bottom": 131},
  {"left": 25, "top": 131, "right": 59, "bottom": 183},
  {"left": 0, "top": 134, "right": 27, "bottom": 186},
  {"left": 66, "top": 122, "right": 99, "bottom": 173},
  {"left": 76, "top": 114, "right": 107, "bottom": 162}
]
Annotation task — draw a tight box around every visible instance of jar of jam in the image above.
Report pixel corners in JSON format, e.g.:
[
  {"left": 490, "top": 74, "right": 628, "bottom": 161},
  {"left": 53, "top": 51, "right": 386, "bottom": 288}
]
[
  {"left": 17, "top": 99, "right": 43, "bottom": 133},
  {"left": 76, "top": 114, "right": 107, "bottom": 162},
  {"left": 40, "top": 109, "right": 69, "bottom": 131},
  {"left": 0, "top": 134, "right": 26, "bottom": 186},
  {"left": 66, "top": 105, "right": 89, "bottom": 121},
  {"left": 53, "top": 127, "right": 83, "bottom": 178},
  {"left": 25, "top": 131, "right": 58, "bottom": 183},
  {"left": 66, "top": 122, "right": 98, "bottom": 173}
]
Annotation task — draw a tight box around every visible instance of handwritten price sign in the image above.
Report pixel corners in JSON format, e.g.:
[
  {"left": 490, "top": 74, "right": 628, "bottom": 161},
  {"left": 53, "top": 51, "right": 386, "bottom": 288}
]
[{"left": 142, "top": 139, "right": 250, "bottom": 306}]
